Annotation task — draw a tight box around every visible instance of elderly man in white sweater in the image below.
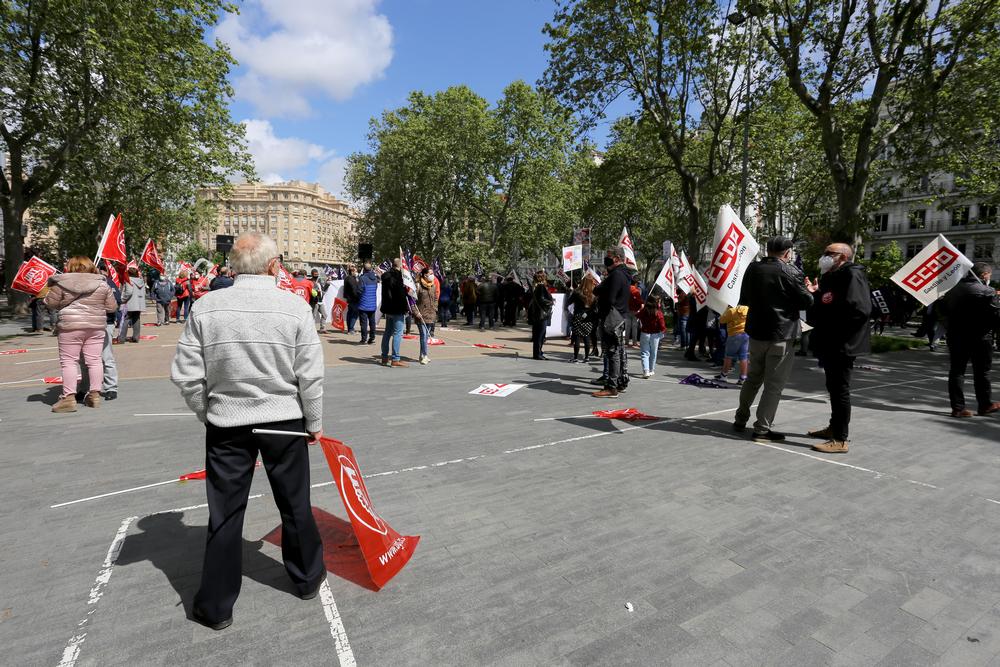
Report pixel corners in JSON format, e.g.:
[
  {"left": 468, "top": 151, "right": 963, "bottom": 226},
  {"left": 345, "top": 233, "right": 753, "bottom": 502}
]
[{"left": 171, "top": 231, "right": 326, "bottom": 631}]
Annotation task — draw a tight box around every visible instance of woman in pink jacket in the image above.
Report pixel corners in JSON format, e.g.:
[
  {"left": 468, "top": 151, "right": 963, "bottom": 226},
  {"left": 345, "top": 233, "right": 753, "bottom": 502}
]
[{"left": 43, "top": 256, "right": 118, "bottom": 413}]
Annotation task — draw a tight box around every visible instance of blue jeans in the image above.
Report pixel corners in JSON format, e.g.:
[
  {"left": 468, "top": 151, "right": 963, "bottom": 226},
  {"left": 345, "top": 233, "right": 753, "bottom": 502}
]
[
  {"left": 675, "top": 315, "right": 689, "bottom": 348},
  {"left": 381, "top": 314, "right": 405, "bottom": 361},
  {"left": 640, "top": 332, "right": 663, "bottom": 373},
  {"left": 346, "top": 304, "right": 359, "bottom": 333},
  {"left": 418, "top": 321, "right": 430, "bottom": 358}
]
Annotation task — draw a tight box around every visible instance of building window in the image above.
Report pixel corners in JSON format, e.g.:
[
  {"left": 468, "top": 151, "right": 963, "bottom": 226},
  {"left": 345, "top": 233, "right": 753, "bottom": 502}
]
[
  {"left": 908, "top": 209, "right": 926, "bottom": 230},
  {"left": 951, "top": 206, "right": 970, "bottom": 226},
  {"left": 955, "top": 242, "right": 967, "bottom": 255},
  {"left": 872, "top": 213, "right": 888, "bottom": 232},
  {"left": 906, "top": 242, "right": 923, "bottom": 259},
  {"left": 980, "top": 204, "right": 997, "bottom": 225},
  {"left": 974, "top": 241, "right": 994, "bottom": 261}
]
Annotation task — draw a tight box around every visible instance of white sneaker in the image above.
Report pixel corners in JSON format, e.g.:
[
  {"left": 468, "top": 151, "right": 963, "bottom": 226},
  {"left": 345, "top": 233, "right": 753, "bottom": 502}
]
[
  {"left": 649, "top": 370, "right": 655, "bottom": 377},
  {"left": 642, "top": 370, "right": 651, "bottom": 378},
  {"left": 420, "top": 356, "right": 429, "bottom": 365}
]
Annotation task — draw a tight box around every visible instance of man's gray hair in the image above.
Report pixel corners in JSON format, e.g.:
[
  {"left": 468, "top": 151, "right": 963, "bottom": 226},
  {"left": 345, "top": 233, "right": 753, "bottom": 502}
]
[
  {"left": 230, "top": 232, "right": 279, "bottom": 275},
  {"left": 610, "top": 246, "right": 627, "bottom": 262}
]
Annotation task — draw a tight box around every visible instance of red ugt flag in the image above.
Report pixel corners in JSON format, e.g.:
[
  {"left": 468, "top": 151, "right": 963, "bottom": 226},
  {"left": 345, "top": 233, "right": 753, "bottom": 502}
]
[
  {"left": 141, "top": 238, "right": 165, "bottom": 273},
  {"left": 320, "top": 437, "right": 419, "bottom": 589},
  {"left": 11, "top": 256, "right": 59, "bottom": 295},
  {"left": 96, "top": 213, "right": 127, "bottom": 265}
]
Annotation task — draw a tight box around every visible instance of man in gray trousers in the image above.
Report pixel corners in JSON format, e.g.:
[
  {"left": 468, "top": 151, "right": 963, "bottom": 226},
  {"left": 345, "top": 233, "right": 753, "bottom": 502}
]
[
  {"left": 171, "top": 231, "right": 326, "bottom": 630},
  {"left": 733, "top": 237, "right": 814, "bottom": 442}
]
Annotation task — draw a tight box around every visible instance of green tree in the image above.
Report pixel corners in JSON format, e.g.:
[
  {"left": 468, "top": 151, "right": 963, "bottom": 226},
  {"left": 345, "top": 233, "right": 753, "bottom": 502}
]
[
  {"left": 864, "top": 241, "right": 905, "bottom": 289},
  {"left": 543, "top": 0, "right": 745, "bottom": 255},
  {"left": 1, "top": 0, "right": 250, "bottom": 307},
  {"left": 757, "top": 0, "right": 997, "bottom": 240}
]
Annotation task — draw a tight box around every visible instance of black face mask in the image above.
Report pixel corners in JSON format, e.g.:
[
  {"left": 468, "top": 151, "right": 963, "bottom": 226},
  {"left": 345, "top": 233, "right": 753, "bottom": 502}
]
[{"left": 603, "top": 257, "right": 614, "bottom": 268}]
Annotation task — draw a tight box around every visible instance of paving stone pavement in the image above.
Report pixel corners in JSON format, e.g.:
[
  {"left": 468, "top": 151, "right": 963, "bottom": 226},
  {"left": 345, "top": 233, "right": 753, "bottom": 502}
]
[{"left": 2, "top": 322, "right": 1000, "bottom": 666}]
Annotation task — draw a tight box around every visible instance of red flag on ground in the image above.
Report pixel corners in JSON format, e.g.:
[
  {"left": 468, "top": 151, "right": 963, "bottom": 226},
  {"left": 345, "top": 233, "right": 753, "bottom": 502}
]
[
  {"left": 10, "top": 256, "right": 59, "bottom": 295},
  {"left": 320, "top": 437, "right": 419, "bottom": 589},
  {"left": 428, "top": 338, "right": 445, "bottom": 346},
  {"left": 43, "top": 376, "right": 62, "bottom": 384},
  {"left": 474, "top": 343, "right": 505, "bottom": 349},
  {"left": 96, "top": 213, "right": 127, "bottom": 265},
  {"left": 331, "top": 297, "right": 348, "bottom": 331},
  {"left": 140, "top": 238, "right": 165, "bottom": 273},
  {"left": 593, "top": 408, "right": 659, "bottom": 421},
  {"left": 0, "top": 349, "right": 28, "bottom": 355}
]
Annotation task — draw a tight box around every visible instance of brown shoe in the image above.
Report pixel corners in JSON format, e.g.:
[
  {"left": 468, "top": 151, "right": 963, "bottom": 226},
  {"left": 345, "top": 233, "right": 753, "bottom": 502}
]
[
  {"left": 51, "top": 394, "right": 78, "bottom": 413},
  {"left": 807, "top": 426, "right": 834, "bottom": 439},
  {"left": 591, "top": 388, "right": 619, "bottom": 398},
  {"left": 390, "top": 360, "right": 408, "bottom": 367},
  {"left": 84, "top": 391, "right": 101, "bottom": 408},
  {"left": 951, "top": 408, "right": 975, "bottom": 418},
  {"left": 812, "top": 439, "right": 849, "bottom": 454},
  {"left": 978, "top": 402, "right": 1000, "bottom": 416}
]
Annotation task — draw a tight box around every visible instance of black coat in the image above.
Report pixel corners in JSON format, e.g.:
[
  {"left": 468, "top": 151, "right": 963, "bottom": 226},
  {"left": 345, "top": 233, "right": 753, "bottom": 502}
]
[
  {"left": 343, "top": 274, "right": 361, "bottom": 304},
  {"left": 596, "top": 264, "right": 630, "bottom": 318},
  {"left": 807, "top": 262, "right": 872, "bottom": 356},
  {"left": 739, "top": 257, "right": 814, "bottom": 341},
  {"left": 941, "top": 272, "right": 1000, "bottom": 341},
  {"left": 380, "top": 269, "right": 409, "bottom": 316}
]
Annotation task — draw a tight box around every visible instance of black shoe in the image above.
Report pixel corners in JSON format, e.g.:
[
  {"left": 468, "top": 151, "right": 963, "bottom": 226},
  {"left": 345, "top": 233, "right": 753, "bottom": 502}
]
[
  {"left": 591, "top": 377, "right": 608, "bottom": 386},
  {"left": 367, "top": 339, "right": 375, "bottom": 345},
  {"left": 538, "top": 354, "right": 548, "bottom": 360},
  {"left": 733, "top": 422, "right": 746, "bottom": 432},
  {"left": 192, "top": 607, "right": 232, "bottom": 631},
  {"left": 104, "top": 390, "right": 117, "bottom": 401},
  {"left": 301, "top": 578, "right": 325, "bottom": 600},
  {"left": 752, "top": 430, "right": 786, "bottom": 443}
]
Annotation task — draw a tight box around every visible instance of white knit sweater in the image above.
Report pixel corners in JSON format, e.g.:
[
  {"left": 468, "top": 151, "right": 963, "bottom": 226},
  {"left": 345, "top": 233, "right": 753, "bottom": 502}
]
[{"left": 170, "top": 274, "right": 324, "bottom": 432}]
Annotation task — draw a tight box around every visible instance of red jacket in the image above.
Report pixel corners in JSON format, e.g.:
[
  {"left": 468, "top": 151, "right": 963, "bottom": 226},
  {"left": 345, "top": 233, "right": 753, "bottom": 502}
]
[
  {"left": 628, "top": 285, "right": 643, "bottom": 314},
  {"left": 291, "top": 277, "right": 313, "bottom": 304},
  {"left": 638, "top": 306, "right": 666, "bottom": 334}
]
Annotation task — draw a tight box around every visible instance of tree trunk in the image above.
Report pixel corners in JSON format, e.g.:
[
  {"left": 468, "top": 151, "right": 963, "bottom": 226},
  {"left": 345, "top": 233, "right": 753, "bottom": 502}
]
[
  {"left": 834, "top": 182, "right": 866, "bottom": 245},
  {"left": 2, "top": 201, "right": 28, "bottom": 314}
]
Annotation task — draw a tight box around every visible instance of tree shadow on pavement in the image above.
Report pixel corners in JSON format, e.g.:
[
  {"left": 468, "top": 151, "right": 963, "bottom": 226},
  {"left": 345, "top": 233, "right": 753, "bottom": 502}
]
[{"left": 116, "top": 512, "right": 298, "bottom": 620}]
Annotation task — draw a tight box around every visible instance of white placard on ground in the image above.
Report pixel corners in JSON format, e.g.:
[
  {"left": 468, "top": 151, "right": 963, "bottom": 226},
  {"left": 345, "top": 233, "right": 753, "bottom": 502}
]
[{"left": 469, "top": 383, "right": 526, "bottom": 397}]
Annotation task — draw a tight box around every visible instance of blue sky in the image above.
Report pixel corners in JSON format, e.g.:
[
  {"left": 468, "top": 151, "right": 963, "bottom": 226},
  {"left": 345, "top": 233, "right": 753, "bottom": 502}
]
[{"left": 216, "top": 0, "right": 627, "bottom": 199}]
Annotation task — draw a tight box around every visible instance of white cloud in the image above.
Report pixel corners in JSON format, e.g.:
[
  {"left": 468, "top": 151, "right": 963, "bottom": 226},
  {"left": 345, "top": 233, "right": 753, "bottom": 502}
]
[
  {"left": 217, "top": 0, "right": 394, "bottom": 117},
  {"left": 317, "top": 156, "right": 349, "bottom": 199},
  {"left": 242, "top": 118, "right": 332, "bottom": 181}
]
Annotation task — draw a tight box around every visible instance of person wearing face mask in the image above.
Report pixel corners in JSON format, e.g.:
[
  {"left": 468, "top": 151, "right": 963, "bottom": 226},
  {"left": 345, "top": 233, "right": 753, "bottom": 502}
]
[
  {"left": 939, "top": 262, "right": 1000, "bottom": 418},
  {"left": 414, "top": 267, "right": 438, "bottom": 365},
  {"left": 733, "top": 236, "right": 814, "bottom": 441},
  {"left": 804, "top": 242, "right": 872, "bottom": 453}
]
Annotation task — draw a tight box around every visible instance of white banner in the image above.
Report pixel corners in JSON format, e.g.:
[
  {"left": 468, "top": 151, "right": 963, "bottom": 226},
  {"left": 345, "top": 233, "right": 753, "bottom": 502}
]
[
  {"left": 562, "top": 244, "right": 583, "bottom": 272},
  {"left": 618, "top": 226, "right": 638, "bottom": 270},
  {"left": 890, "top": 234, "right": 973, "bottom": 306},
  {"left": 681, "top": 268, "right": 709, "bottom": 310},
  {"left": 323, "top": 280, "right": 383, "bottom": 326},
  {"left": 706, "top": 204, "right": 760, "bottom": 314},
  {"left": 674, "top": 249, "right": 693, "bottom": 294},
  {"left": 653, "top": 242, "right": 675, "bottom": 297},
  {"left": 469, "top": 383, "right": 526, "bottom": 397}
]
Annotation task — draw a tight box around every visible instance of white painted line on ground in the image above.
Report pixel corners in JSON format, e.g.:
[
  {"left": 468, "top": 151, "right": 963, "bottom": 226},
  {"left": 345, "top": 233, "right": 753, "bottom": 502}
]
[
  {"left": 58, "top": 515, "right": 136, "bottom": 667},
  {"left": 134, "top": 413, "right": 195, "bottom": 417},
  {"left": 51, "top": 479, "right": 181, "bottom": 508},
  {"left": 750, "top": 441, "right": 884, "bottom": 475},
  {"left": 0, "top": 377, "right": 43, "bottom": 386},
  {"left": 15, "top": 357, "right": 58, "bottom": 365},
  {"left": 319, "top": 579, "right": 356, "bottom": 667}
]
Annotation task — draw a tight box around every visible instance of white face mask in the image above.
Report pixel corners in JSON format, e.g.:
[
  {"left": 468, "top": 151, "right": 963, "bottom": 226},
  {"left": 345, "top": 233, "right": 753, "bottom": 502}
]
[{"left": 818, "top": 255, "right": 837, "bottom": 274}]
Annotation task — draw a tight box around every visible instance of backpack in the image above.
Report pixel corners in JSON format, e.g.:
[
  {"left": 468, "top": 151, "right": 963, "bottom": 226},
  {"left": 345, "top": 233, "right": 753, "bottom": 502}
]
[{"left": 174, "top": 283, "right": 184, "bottom": 297}]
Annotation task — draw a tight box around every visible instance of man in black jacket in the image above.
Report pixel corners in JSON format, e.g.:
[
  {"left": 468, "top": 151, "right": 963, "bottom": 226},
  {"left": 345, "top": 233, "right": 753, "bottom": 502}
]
[
  {"left": 380, "top": 259, "right": 410, "bottom": 367},
  {"left": 941, "top": 263, "right": 1000, "bottom": 417},
  {"left": 734, "top": 237, "right": 814, "bottom": 441},
  {"left": 343, "top": 265, "right": 361, "bottom": 335},
  {"left": 805, "top": 242, "right": 872, "bottom": 453},
  {"left": 593, "top": 247, "right": 631, "bottom": 398}
]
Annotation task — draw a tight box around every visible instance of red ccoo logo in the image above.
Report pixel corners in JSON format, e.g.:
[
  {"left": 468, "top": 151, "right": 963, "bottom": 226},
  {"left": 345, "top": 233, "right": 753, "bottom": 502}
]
[
  {"left": 902, "top": 247, "right": 959, "bottom": 291},
  {"left": 707, "top": 224, "right": 744, "bottom": 290},
  {"left": 338, "top": 454, "right": 388, "bottom": 535}
]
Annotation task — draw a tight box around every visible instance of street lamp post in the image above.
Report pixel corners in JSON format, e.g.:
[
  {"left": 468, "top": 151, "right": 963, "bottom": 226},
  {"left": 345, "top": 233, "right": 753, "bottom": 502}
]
[{"left": 728, "top": 3, "right": 765, "bottom": 226}]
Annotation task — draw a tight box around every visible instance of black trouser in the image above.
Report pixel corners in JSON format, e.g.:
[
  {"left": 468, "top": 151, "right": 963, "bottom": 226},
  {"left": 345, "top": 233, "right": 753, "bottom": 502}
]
[
  {"left": 465, "top": 303, "right": 476, "bottom": 325},
  {"left": 479, "top": 302, "right": 495, "bottom": 329},
  {"left": 572, "top": 330, "right": 591, "bottom": 359},
  {"left": 532, "top": 319, "right": 547, "bottom": 358},
  {"left": 948, "top": 338, "right": 993, "bottom": 411},
  {"left": 602, "top": 324, "right": 625, "bottom": 389},
  {"left": 358, "top": 310, "right": 376, "bottom": 342},
  {"left": 822, "top": 353, "right": 855, "bottom": 440},
  {"left": 196, "top": 419, "right": 324, "bottom": 623}
]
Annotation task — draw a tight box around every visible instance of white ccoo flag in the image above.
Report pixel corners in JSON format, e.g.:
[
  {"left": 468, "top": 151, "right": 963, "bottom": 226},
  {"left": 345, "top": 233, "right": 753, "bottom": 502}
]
[
  {"left": 653, "top": 243, "right": 675, "bottom": 297},
  {"left": 705, "top": 204, "right": 760, "bottom": 314},
  {"left": 618, "top": 226, "right": 638, "bottom": 270},
  {"left": 891, "top": 234, "right": 973, "bottom": 306}
]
